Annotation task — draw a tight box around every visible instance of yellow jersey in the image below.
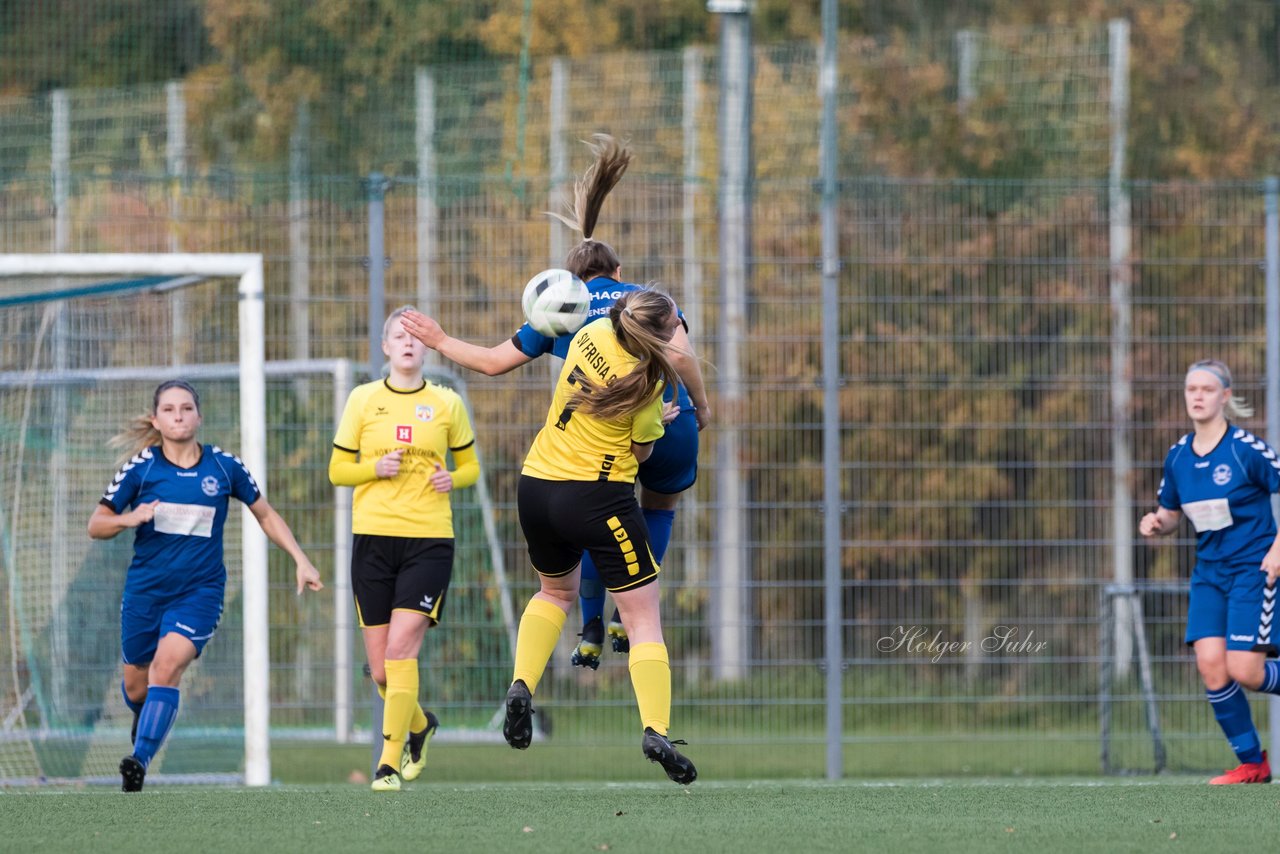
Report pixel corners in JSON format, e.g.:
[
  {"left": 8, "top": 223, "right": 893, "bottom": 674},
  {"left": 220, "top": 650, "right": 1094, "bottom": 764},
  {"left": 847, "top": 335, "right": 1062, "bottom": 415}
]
[
  {"left": 333, "top": 378, "right": 475, "bottom": 537},
  {"left": 522, "top": 318, "right": 665, "bottom": 483}
]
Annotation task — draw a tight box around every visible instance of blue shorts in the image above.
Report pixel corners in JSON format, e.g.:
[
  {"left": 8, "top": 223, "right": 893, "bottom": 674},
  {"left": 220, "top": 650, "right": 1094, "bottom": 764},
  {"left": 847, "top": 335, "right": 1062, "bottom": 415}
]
[
  {"left": 1185, "top": 559, "right": 1278, "bottom": 655},
  {"left": 120, "top": 587, "right": 225, "bottom": 665},
  {"left": 638, "top": 408, "right": 698, "bottom": 495}
]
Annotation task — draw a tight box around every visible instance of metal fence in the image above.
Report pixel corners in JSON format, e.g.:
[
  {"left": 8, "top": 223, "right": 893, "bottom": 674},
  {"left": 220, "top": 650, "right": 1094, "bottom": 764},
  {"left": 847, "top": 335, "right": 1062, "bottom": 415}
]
[{"left": 4, "top": 26, "right": 1280, "bottom": 779}]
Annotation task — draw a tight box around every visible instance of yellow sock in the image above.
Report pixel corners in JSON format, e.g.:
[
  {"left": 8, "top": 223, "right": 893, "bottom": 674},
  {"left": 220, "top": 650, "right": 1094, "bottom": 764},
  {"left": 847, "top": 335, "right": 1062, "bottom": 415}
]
[
  {"left": 379, "top": 668, "right": 427, "bottom": 733},
  {"left": 377, "top": 658, "right": 419, "bottom": 771},
  {"left": 513, "top": 597, "right": 567, "bottom": 694},
  {"left": 628, "top": 642, "right": 671, "bottom": 735}
]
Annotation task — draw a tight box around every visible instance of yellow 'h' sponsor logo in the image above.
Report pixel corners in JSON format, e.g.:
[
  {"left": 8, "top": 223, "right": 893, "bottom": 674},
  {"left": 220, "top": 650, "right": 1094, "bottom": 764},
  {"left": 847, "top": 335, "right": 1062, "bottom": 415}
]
[{"left": 607, "top": 516, "right": 640, "bottom": 576}]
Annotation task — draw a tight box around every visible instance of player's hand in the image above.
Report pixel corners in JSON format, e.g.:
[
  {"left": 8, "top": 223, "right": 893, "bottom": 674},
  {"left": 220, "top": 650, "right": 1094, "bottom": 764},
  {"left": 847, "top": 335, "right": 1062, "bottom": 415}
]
[
  {"left": 661, "top": 401, "right": 680, "bottom": 425},
  {"left": 295, "top": 559, "right": 324, "bottom": 595},
  {"left": 129, "top": 500, "right": 161, "bottom": 527},
  {"left": 401, "top": 310, "right": 446, "bottom": 349},
  {"left": 1261, "top": 546, "right": 1280, "bottom": 585},
  {"left": 692, "top": 403, "right": 711, "bottom": 431},
  {"left": 429, "top": 462, "right": 453, "bottom": 493},
  {"left": 375, "top": 448, "right": 404, "bottom": 478},
  {"left": 1137, "top": 512, "right": 1162, "bottom": 538}
]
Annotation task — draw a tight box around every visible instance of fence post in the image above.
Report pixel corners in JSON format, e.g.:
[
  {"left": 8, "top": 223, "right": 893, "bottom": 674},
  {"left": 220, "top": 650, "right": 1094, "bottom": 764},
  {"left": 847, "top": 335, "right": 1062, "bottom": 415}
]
[
  {"left": 710, "top": 0, "right": 753, "bottom": 682},
  {"left": 1265, "top": 175, "right": 1280, "bottom": 760},
  {"left": 333, "top": 359, "right": 355, "bottom": 743},
  {"left": 549, "top": 58, "right": 570, "bottom": 267},
  {"left": 956, "top": 29, "right": 978, "bottom": 114},
  {"left": 819, "top": 0, "right": 844, "bottom": 781},
  {"left": 367, "top": 173, "right": 387, "bottom": 379},
  {"left": 415, "top": 69, "right": 438, "bottom": 355},
  {"left": 49, "top": 88, "right": 70, "bottom": 724},
  {"left": 290, "top": 102, "right": 311, "bottom": 375},
  {"left": 1108, "top": 18, "right": 1135, "bottom": 678},
  {"left": 166, "top": 81, "right": 189, "bottom": 365}
]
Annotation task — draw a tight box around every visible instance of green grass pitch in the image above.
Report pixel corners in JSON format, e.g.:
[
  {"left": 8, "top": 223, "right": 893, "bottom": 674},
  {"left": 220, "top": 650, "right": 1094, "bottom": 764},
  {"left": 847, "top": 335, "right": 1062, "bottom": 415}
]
[{"left": 2, "top": 777, "right": 1275, "bottom": 853}]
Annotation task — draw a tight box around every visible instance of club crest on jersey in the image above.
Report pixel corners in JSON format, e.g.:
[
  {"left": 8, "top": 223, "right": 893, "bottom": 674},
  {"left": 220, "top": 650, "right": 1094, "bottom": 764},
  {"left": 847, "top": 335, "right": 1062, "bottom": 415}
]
[
  {"left": 416, "top": 405, "right": 434, "bottom": 422},
  {"left": 396, "top": 425, "right": 413, "bottom": 443},
  {"left": 1213, "top": 464, "right": 1233, "bottom": 486},
  {"left": 201, "top": 476, "right": 219, "bottom": 497}
]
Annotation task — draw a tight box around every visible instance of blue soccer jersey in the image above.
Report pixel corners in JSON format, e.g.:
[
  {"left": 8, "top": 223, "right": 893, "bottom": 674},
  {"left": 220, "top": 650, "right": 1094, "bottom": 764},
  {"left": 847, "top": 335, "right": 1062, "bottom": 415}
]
[
  {"left": 511, "top": 276, "right": 693, "bottom": 410},
  {"left": 100, "top": 444, "right": 261, "bottom": 597},
  {"left": 1157, "top": 426, "right": 1280, "bottom": 564}
]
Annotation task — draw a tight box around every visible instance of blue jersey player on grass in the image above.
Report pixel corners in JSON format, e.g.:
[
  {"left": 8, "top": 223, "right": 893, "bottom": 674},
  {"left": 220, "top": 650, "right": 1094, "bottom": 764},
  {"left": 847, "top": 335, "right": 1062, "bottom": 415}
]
[
  {"left": 88, "top": 380, "right": 323, "bottom": 792},
  {"left": 1139, "top": 359, "right": 1280, "bottom": 784},
  {"left": 402, "top": 134, "right": 711, "bottom": 669}
]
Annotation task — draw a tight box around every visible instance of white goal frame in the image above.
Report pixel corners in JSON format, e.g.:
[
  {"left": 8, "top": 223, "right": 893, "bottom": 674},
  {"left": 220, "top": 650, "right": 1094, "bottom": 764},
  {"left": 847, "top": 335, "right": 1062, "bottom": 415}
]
[{"left": 0, "top": 254, "right": 272, "bottom": 786}]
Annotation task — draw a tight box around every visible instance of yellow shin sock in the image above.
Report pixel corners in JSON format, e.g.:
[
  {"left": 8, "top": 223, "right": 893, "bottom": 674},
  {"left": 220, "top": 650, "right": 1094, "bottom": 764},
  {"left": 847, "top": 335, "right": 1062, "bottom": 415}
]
[
  {"left": 628, "top": 642, "right": 671, "bottom": 735},
  {"left": 512, "top": 598, "right": 567, "bottom": 694},
  {"left": 377, "top": 658, "right": 420, "bottom": 771}
]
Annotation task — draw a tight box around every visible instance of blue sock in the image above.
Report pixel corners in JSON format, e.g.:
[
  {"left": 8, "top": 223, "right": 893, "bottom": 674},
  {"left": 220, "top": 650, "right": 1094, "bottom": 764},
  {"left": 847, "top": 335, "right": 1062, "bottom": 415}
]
[
  {"left": 1207, "top": 681, "right": 1263, "bottom": 763},
  {"left": 579, "top": 554, "right": 605, "bottom": 626},
  {"left": 1261, "top": 661, "right": 1280, "bottom": 695},
  {"left": 132, "top": 686, "right": 180, "bottom": 770},
  {"left": 121, "top": 681, "right": 144, "bottom": 715},
  {"left": 642, "top": 508, "right": 676, "bottom": 564}
]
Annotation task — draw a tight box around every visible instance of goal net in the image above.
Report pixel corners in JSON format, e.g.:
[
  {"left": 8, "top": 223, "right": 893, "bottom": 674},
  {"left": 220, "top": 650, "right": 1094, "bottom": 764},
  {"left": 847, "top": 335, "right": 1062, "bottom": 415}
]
[{"left": 0, "top": 254, "right": 270, "bottom": 785}]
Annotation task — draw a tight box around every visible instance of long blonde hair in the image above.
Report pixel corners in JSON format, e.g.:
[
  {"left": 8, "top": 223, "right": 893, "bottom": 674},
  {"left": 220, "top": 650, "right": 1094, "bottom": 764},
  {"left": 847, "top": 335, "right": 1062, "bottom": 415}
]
[
  {"left": 108, "top": 380, "right": 201, "bottom": 461},
  {"left": 550, "top": 134, "right": 631, "bottom": 281},
  {"left": 570, "top": 289, "right": 680, "bottom": 421}
]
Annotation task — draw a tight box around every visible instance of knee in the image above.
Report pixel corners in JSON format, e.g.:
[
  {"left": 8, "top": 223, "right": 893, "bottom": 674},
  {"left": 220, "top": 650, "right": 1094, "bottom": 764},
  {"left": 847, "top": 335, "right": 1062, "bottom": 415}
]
[
  {"left": 122, "top": 670, "right": 149, "bottom": 702},
  {"left": 368, "top": 663, "right": 386, "bottom": 687},
  {"left": 1197, "top": 657, "right": 1229, "bottom": 690},
  {"left": 538, "top": 584, "right": 577, "bottom": 612},
  {"left": 1227, "top": 660, "right": 1264, "bottom": 691},
  {"left": 146, "top": 663, "right": 182, "bottom": 688}
]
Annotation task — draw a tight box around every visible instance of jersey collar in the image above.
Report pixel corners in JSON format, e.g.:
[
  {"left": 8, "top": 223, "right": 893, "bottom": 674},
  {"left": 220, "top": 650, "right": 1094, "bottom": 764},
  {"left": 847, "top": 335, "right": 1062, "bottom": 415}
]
[{"left": 383, "top": 377, "right": 427, "bottom": 395}]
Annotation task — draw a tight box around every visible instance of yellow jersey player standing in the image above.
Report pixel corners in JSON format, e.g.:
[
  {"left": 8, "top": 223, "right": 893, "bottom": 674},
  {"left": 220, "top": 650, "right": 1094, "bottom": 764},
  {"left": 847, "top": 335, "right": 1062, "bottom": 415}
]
[
  {"left": 329, "top": 306, "right": 480, "bottom": 791},
  {"left": 504, "top": 288, "right": 697, "bottom": 785}
]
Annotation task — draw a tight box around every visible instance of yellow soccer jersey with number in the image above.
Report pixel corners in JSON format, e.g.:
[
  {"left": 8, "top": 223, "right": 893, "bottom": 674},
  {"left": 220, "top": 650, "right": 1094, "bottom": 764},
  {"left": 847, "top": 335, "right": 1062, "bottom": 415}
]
[
  {"left": 333, "top": 378, "right": 475, "bottom": 537},
  {"left": 522, "top": 317, "right": 666, "bottom": 483}
]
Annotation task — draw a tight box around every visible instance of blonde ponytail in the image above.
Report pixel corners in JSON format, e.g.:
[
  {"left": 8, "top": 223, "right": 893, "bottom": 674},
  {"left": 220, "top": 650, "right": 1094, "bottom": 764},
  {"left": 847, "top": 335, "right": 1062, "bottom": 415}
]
[
  {"left": 108, "top": 414, "right": 162, "bottom": 463},
  {"left": 570, "top": 289, "right": 680, "bottom": 421},
  {"left": 553, "top": 134, "right": 630, "bottom": 281}
]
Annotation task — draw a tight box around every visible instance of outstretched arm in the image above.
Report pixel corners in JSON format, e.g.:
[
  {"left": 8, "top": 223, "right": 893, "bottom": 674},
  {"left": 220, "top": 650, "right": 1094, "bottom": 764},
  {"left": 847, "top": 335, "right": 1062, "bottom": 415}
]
[
  {"left": 248, "top": 497, "right": 324, "bottom": 594},
  {"left": 401, "top": 309, "right": 534, "bottom": 377}
]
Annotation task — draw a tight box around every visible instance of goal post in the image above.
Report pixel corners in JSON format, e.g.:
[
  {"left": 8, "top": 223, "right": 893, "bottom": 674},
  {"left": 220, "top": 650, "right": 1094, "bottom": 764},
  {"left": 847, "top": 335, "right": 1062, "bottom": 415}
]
[
  {"left": 0, "top": 253, "right": 270, "bottom": 786},
  {"left": 2, "top": 254, "right": 521, "bottom": 786}
]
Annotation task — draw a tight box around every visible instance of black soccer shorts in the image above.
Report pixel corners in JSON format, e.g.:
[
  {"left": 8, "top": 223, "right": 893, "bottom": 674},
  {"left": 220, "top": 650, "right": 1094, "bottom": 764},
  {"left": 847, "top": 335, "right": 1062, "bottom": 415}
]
[
  {"left": 517, "top": 475, "right": 660, "bottom": 592},
  {"left": 351, "top": 534, "right": 454, "bottom": 626}
]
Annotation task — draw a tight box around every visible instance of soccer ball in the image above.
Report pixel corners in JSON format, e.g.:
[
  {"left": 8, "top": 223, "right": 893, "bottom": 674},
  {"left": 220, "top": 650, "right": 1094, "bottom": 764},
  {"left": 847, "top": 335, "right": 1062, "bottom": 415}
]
[{"left": 522, "top": 268, "right": 591, "bottom": 337}]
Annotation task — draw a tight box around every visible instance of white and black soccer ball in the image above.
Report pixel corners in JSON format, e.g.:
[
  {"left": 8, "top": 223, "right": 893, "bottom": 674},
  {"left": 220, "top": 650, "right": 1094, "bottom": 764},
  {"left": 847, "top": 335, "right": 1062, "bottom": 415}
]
[{"left": 521, "top": 268, "right": 591, "bottom": 337}]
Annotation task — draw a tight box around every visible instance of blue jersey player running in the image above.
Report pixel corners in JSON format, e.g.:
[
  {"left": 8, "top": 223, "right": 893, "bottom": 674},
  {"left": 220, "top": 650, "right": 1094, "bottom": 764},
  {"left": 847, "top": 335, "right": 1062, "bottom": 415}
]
[
  {"left": 402, "top": 134, "right": 711, "bottom": 668},
  {"left": 1139, "top": 359, "right": 1280, "bottom": 784},
  {"left": 88, "top": 380, "right": 323, "bottom": 792}
]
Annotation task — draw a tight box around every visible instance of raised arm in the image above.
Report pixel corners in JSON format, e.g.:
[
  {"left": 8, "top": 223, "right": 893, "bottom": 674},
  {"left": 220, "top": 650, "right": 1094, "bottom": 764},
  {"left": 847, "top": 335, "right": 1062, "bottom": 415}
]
[{"left": 401, "top": 309, "right": 533, "bottom": 377}]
